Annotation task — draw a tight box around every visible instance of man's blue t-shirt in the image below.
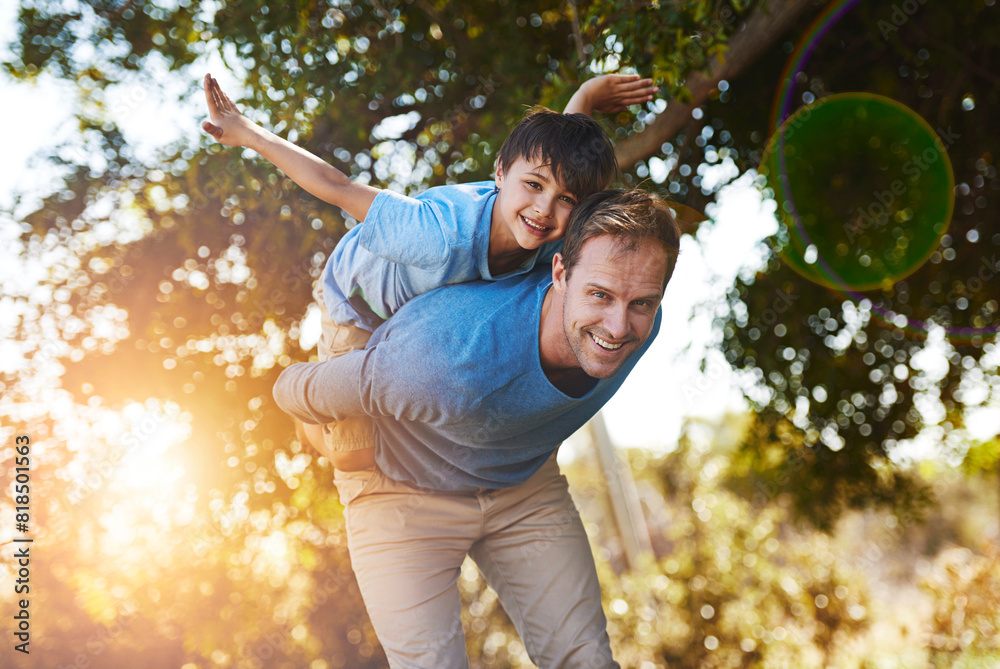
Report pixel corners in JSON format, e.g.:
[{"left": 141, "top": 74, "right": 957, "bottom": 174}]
[
  {"left": 275, "top": 268, "right": 661, "bottom": 490},
  {"left": 322, "top": 181, "right": 561, "bottom": 331}
]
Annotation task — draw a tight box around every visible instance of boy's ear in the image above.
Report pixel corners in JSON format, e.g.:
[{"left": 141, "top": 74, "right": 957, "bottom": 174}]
[{"left": 494, "top": 158, "right": 504, "bottom": 188}]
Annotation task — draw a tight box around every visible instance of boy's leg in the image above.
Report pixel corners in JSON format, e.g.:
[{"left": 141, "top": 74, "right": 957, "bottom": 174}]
[
  {"left": 295, "top": 419, "right": 325, "bottom": 457},
  {"left": 311, "top": 281, "right": 377, "bottom": 470},
  {"left": 468, "top": 454, "right": 619, "bottom": 669},
  {"left": 337, "top": 468, "right": 479, "bottom": 668}
]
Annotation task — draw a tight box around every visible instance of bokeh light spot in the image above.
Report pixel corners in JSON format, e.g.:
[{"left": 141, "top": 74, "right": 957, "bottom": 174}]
[{"left": 760, "top": 93, "right": 954, "bottom": 292}]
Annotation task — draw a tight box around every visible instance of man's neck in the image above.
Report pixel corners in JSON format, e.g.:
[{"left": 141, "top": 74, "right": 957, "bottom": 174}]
[{"left": 538, "top": 287, "right": 597, "bottom": 398}]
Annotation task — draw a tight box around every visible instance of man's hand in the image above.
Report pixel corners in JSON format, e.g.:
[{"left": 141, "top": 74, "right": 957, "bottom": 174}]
[
  {"left": 202, "top": 74, "right": 260, "bottom": 148},
  {"left": 564, "top": 74, "right": 658, "bottom": 115}
]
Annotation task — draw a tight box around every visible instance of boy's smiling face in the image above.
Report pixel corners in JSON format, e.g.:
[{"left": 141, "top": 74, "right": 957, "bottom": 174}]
[{"left": 494, "top": 157, "right": 579, "bottom": 251}]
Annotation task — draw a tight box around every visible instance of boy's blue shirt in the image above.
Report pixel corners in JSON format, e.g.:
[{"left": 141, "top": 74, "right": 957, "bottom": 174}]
[
  {"left": 321, "top": 181, "right": 562, "bottom": 331},
  {"left": 275, "top": 268, "right": 662, "bottom": 490}
]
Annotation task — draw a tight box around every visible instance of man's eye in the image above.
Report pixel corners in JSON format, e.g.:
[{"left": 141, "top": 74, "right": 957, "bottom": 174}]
[{"left": 593, "top": 292, "right": 606, "bottom": 299}]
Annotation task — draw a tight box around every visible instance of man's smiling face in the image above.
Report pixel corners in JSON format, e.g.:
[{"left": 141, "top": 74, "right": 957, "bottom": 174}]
[{"left": 554, "top": 235, "right": 668, "bottom": 380}]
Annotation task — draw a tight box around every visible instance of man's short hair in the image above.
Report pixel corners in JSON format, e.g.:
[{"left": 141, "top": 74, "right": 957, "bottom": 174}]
[
  {"left": 560, "top": 189, "right": 682, "bottom": 287},
  {"left": 497, "top": 107, "right": 618, "bottom": 200}
]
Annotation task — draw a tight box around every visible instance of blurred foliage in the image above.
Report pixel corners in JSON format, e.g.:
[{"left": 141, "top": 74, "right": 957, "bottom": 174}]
[
  {"left": 1, "top": 0, "right": 763, "bottom": 665},
  {"left": 568, "top": 425, "right": 872, "bottom": 668},
  {"left": 961, "top": 436, "right": 1000, "bottom": 477},
  {"left": 921, "top": 544, "right": 1000, "bottom": 666},
  {"left": 604, "top": 424, "right": 873, "bottom": 667},
  {"left": 712, "top": 0, "right": 1000, "bottom": 524},
  {"left": 563, "top": 416, "right": 1000, "bottom": 667},
  {"left": 724, "top": 409, "right": 937, "bottom": 532}
]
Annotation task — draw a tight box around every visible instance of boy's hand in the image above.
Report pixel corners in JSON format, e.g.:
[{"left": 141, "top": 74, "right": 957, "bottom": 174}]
[
  {"left": 200, "top": 73, "right": 379, "bottom": 220},
  {"left": 564, "top": 74, "right": 658, "bottom": 115},
  {"left": 202, "top": 74, "right": 259, "bottom": 148}
]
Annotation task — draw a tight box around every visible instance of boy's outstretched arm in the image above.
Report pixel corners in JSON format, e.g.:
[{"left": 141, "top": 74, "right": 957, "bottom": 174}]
[
  {"left": 564, "top": 73, "right": 658, "bottom": 115},
  {"left": 202, "top": 74, "right": 379, "bottom": 222}
]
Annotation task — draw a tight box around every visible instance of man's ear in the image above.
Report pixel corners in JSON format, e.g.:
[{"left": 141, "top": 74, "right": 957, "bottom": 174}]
[{"left": 552, "top": 253, "right": 567, "bottom": 295}]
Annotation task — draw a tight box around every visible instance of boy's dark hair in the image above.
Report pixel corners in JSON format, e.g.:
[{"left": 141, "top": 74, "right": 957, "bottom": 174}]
[
  {"left": 497, "top": 107, "right": 618, "bottom": 199},
  {"left": 561, "top": 189, "right": 681, "bottom": 287}
]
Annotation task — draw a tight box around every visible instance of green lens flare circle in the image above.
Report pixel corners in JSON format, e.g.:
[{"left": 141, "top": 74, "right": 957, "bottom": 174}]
[{"left": 759, "top": 92, "right": 954, "bottom": 292}]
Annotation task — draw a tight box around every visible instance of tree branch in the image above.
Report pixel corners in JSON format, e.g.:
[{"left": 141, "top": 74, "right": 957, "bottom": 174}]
[
  {"left": 567, "top": 0, "right": 587, "bottom": 65},
  {"left": 614, "top": 0, "right": 819, "bottom": 169}
]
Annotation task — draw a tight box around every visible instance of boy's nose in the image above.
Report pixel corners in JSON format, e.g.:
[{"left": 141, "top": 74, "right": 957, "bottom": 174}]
[{"left": 534, "top": 194, "right": 555, "bottom": 218}]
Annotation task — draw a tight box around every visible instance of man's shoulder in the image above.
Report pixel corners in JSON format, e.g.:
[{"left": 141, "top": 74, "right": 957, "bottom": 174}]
[
  {"left": 418, "top": 265, "right": 549, "bottom": 311},
  {"left": 374, "top": 268, "right": 549, "bottom": 356},
  {"left": 367, "top": 269, "right": 550, "bottom": 421}
]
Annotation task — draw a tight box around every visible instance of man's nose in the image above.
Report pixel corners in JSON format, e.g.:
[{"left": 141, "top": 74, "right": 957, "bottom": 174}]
[{"left": 602, "top": 304, "right": 629, "bottom": 339}]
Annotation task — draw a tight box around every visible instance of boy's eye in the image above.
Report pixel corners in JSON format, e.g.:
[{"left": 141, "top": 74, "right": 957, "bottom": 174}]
[
  {"left": 560, "top": 195, "right": 576, "bottom": 205},
  {"left": 526, "top": 181, "right": 541, "bottom": 189}
]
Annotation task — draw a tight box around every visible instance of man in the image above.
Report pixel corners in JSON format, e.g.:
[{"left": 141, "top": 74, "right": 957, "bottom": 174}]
[{"left": 274, "top": 188, "right": 680, "bottom": 668}]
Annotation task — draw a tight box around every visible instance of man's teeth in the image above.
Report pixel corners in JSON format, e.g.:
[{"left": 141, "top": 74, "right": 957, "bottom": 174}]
[
  {"left": 522, "top": 216, "right": 548, "bottom": 231},
  {"left": 591, "top": 333, "right": 623, "bottom": 350}
]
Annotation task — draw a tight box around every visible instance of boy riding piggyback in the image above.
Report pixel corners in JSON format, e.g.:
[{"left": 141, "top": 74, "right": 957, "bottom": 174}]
[{"left": 202, "top": 73, "right": 656, "bottom": 470}]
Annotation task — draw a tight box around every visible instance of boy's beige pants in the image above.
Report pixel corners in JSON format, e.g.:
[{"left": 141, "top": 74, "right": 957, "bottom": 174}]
[
  {"left": 334, "top": 453, "right": 620, "bottom": 668},
  {"left": 314, "top": 281, "right": 376, "bottom": 451}
]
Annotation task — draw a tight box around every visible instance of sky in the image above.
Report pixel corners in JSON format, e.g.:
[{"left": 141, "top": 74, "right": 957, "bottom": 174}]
[{"left": 1, "top": 5, "right": 995, "bottom": 467}]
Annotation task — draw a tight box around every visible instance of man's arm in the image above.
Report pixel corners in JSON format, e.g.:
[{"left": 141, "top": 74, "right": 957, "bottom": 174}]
[
  {"left": 202, "top": 74, "right": 379, "bottom": 222},
  {"left": 563, "top": 73, "right": 658, "bottom": 115},
  {"left": 273, "top": 352, "right": 369, "bottom": 424}
]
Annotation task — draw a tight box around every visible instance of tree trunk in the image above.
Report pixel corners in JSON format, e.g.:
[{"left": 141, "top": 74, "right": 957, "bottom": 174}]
[{"left": 590, "top": 412, "right": 653, "bottom": 571}]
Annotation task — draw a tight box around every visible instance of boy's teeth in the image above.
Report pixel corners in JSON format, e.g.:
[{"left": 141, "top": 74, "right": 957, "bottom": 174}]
[
  {"left": 522, "top": 216, "right": 547, "bottom": 231},
  {"left": 591, "top": 333, "right": 623, "bottom": 350}
]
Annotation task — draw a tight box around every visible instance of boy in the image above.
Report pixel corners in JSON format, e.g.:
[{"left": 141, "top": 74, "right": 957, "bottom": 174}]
[{"left": 202, "top": 72, "right": 656, "bottom": 470}]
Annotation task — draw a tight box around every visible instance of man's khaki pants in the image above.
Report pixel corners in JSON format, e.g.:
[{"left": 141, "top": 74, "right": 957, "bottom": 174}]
[{"left": 334, "top": 453, "right": 619, "bottom": 669}]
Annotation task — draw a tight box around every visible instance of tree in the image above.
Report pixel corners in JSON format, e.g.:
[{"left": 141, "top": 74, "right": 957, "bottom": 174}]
[
  {"left": 4, "top": 0, "right": 996, "bottom": 663},
  {"left": 710, "top": 0, "right": 1000, "bottom": 526},
  {"left": 3, "top": 0, "right": 799, "bottom": 663}
]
